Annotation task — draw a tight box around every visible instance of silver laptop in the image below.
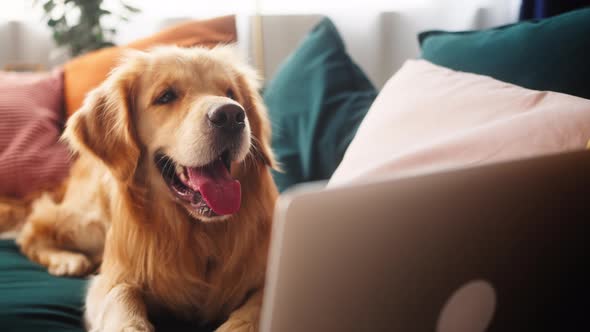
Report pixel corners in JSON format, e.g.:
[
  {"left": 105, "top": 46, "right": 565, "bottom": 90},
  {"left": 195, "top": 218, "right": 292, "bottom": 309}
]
[{"left": 260, "top": 150, "right": 590, "bottom": 332}]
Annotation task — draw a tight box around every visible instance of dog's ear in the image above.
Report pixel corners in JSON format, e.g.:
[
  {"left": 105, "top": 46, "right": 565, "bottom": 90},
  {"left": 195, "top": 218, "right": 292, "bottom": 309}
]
[{"left": 64, "top": 54, "right": 144, "bottom": 182}]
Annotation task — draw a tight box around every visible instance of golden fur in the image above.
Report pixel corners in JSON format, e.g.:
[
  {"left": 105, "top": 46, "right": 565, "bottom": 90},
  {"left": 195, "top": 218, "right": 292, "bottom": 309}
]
[{"left": 3, "top": 45, "right": 278, "bottom": 332}]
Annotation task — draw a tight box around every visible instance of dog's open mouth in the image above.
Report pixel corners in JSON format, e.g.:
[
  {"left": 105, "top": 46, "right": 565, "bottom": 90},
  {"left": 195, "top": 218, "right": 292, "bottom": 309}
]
[{"left": 155, "top": 151, "right": 241, "bottom": 218}]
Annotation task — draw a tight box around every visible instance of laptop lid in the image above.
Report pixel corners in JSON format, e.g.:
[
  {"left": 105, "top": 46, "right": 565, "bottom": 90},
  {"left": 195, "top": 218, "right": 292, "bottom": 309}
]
[{"left": 261, "top": 150, "right": 590, "bottom": 332}]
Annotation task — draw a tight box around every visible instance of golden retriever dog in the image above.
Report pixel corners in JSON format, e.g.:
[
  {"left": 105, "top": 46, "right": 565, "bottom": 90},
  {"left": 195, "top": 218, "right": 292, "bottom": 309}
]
[{"left": 8, "top": 45, "right": 278, "bottom": 332}]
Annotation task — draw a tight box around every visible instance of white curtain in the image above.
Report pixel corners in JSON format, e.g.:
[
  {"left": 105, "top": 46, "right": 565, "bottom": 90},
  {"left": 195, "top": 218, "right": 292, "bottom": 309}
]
[{"left": 0, "top": 0, "right": 521, "bottom": 80}]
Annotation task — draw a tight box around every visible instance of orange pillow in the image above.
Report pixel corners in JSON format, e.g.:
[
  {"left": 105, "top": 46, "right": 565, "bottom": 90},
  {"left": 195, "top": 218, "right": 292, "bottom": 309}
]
[{"left": 63, "top": 15, "right": 237, "bottom": 117}]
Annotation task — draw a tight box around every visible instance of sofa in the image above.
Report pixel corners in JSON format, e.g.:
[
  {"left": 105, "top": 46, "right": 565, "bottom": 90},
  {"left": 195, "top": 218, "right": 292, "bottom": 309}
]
[{"left": 1, "top": 7, "right": 590, "bottom": 332}]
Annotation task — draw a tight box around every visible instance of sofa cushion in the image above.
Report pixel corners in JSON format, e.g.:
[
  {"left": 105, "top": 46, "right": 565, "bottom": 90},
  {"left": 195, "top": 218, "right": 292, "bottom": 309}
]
[
  {"left": 419, "top": 8, "right": 590, "bottom": 100},
  {"left": 263, "top": 18, "right": 378, "bottom": 192},
  {"left": 64, "top": 15, "right": 237, "bottom": 116},
  {"left": 0, "top": 240, "right": 86, "bottom": 332},
  {"left": 0, "top": 238, "right": 220, "bottom": 331},
  {"left": 0, "top": 70, "right": 71, "bottom": 198},
  {"left": 329, "top": 59, "right": 590, "bottom": 187}
]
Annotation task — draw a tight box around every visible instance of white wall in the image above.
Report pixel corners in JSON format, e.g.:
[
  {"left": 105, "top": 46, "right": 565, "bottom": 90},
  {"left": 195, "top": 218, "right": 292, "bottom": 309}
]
[{"left": 249, "top": 1, "right": 519, "bottom": 87}]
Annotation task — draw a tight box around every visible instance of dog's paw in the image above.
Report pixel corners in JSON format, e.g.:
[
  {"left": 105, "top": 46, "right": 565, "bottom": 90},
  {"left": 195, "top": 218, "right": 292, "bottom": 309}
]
[
  {"left": 91, "top": 319, "right": 154, "bottom": 332},
  {"left": 120, "top": 321, "right": 154, "bottom": 332},
  {"left": 47, "top": 251, "right": 93, "bottom": 277},
  {"left": 216, "top": 319, "right": 256, "bottom": 332}
]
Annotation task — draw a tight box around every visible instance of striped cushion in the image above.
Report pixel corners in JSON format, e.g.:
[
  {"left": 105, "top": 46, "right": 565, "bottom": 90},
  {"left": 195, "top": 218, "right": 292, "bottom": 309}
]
[{"left": 0, "top": 70, "right": 71, "bottom": 197}]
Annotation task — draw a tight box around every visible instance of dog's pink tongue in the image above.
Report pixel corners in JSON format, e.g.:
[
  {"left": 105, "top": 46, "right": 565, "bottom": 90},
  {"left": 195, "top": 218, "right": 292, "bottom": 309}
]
[{"left": 186, "top": 160, "right": 241, "bottom": 215}]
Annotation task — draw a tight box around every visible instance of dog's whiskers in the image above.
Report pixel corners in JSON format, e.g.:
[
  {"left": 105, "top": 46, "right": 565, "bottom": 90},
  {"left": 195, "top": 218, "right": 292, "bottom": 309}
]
[{"left": 247, "top": 141, "right": 261, "bottom": 169}]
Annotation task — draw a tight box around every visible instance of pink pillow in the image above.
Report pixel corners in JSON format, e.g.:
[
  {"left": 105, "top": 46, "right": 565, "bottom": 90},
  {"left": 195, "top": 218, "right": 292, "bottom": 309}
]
[
  {"left": 329, "top": 60, "right": 590, "bottom": 187},
  {"left": 0, "top": 70, "right": 71, "bottom": 197}
]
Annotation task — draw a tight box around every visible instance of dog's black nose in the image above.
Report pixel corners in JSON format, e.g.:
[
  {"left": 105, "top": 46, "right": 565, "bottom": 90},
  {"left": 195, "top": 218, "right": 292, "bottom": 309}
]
[{"left": 208, "top": 103, "right": 246, "bottom": 132}]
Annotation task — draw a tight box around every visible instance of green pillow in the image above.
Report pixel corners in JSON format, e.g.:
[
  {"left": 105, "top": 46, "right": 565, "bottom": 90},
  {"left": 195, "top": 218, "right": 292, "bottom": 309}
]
[
  {"left": 264, "top": 18, "right": 378, "bottom": 192},
  {"left": 419, "top": 8, "right": 590, "bottom": 100}
]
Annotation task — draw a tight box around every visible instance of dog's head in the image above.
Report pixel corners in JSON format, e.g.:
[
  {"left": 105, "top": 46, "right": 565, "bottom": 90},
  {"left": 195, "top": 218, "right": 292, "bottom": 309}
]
[{"left": 65, "top": 45, "right": 275, "bottom": 222}]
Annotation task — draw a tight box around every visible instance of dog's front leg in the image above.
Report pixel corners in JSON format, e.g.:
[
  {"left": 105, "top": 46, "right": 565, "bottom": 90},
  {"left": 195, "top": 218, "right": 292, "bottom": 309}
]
[
  {"left": 85, "top": 276, "right": 153, "bottom": 332},
  {"left": 216, "top": 290, "right": 263, "bottom": 332}
]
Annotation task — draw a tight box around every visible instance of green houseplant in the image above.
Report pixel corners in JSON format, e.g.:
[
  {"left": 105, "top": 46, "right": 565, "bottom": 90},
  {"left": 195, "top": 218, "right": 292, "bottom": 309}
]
[{"left": 36, "top": 0, "right": 140, "bottom": 56}]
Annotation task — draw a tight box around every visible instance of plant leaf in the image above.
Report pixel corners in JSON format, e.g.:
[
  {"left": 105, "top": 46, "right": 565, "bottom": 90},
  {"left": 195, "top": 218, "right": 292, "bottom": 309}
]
[
  {"left": 42, "top": 0, "right": 132, "bottom": 55},
  {"left": 99, "top": 41, "right": 116, "bottom": 48},
  {"left": 122, "top": 3, "right": 141, "bottom": 13},
  {"left": 42, "top": 0, "right": 55, "bottom": 12}
]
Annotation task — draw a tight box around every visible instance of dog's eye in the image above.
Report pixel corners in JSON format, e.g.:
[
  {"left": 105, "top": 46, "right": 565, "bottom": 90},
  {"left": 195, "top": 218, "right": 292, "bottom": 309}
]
[
  {"left": 226, "top": 88, "right": 236, "bottom": 100},
  {"left": 155, "top": 89, "right": 177, "bottom": 105}
]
